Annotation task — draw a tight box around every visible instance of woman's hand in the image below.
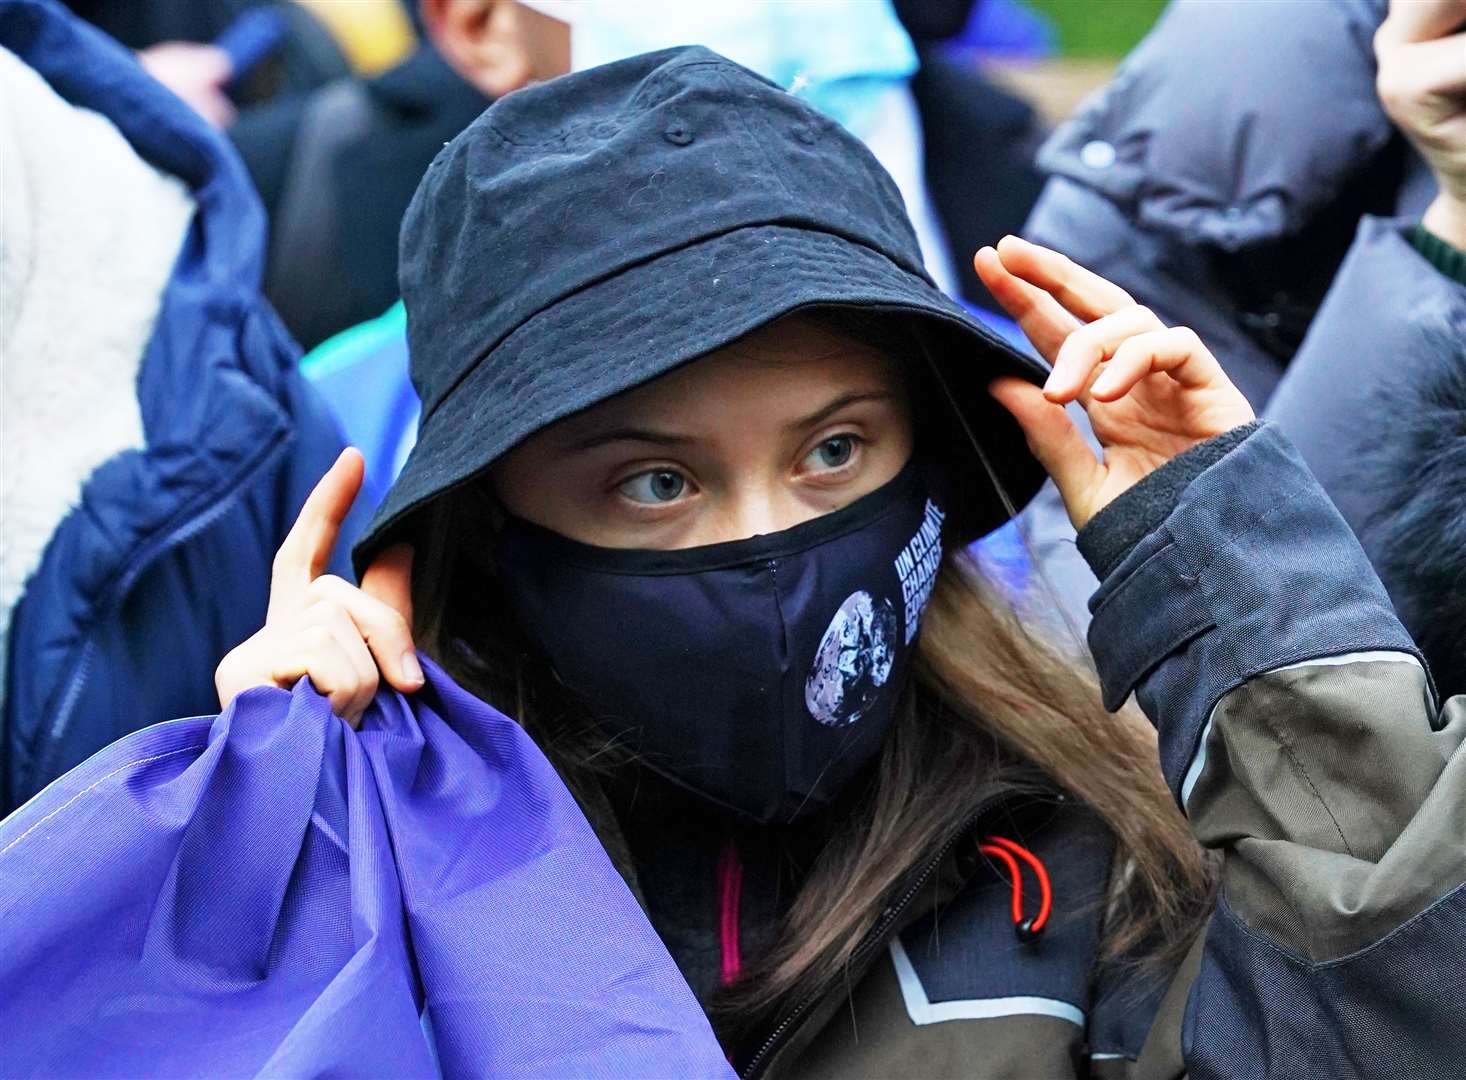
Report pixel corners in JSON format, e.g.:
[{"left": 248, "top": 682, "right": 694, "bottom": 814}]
[
  {"left": 214, "top": 448, "right": 422, "bottom": 727},
  {"left": 1375, "top": 0, "right": 1466, "bottom": 249},
  {"left": 977, "top": 236, "right": 1255, "bottom": 530}
]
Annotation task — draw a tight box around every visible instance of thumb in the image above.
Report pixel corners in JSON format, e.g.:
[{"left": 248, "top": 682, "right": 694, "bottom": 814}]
[
  {"left": 194, "top": 43, "right": 235, "bottom": 87},
  {"left": 989, "top": 376, "right": 1104, "bottom": 528},
  {"left": 361, "top": 542, "right": 416, "bottom": 629}
]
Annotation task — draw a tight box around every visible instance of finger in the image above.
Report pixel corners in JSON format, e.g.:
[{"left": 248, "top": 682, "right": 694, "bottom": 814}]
[
  {"left": 1378, "top": 0, "right": 1466, "bottom": 45},
  {"left": 309, "top": 573, "right": 424, "bottom": 692},
  {"left": 1046, "top": 305, "right": 1168, "bottom": 403},
  {"left": 196, "top": 44, "right": 236, "bottom": 86},
  {"left": 973, "top": 245, "right": 1080, "bottom": 362},
  {"left": 361, "top": 543, "right": 417, "bottom": 633},
  {"left": 269, "top": 448, "right": 365, "bottom": 621},
  {"left": 995, "top": 235, "right": 1136, "bottom": 325},
  {"left": 1395, "top": 33, "right": 1466, "bottom": 96},
  {"left": 1089, "top": 326, "right": 1226, "bottom": 401},
  {"left": 989, "top": 376, "right": 1104, "bottom": 525},
  {"left": 314, "top": 602, "right": 381, "bottom": 725},
  {"left": 270, "top": 625, "right": 368, "bottom": 725},
  {"left": 215, "top": 628, "right": 273, "bottom": 710},
  {"left": 195, "top": 92, "right": 237, "bottom": 129},
  {"left": 267, "top": 624, "right": 334, "bottom": 688},
  {"left": 994, "top": 235, "right": 1136, "bottom": 323}
]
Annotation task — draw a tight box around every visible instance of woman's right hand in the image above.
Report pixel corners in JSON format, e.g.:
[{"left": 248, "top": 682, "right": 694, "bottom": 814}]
[{"left": 214, "top": 448, "right": 423, "bottom": 727}]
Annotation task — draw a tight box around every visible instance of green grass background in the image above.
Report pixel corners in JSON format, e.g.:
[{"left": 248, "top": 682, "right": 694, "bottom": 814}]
[{"left": 1027, "top": 0, "right": 1170, "bottom": 57}]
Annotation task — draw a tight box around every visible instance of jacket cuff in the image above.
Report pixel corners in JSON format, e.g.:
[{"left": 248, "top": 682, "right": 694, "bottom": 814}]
[
  {"left": 1083, "top": 423, "right": 1422, "bottom": 801},
  {"left": 1076, "top": 422, "right": 1261, "bottom": 580}
]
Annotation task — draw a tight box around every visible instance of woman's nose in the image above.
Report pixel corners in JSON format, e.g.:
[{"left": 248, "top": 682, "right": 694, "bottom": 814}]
[{"left": 721, "top": 486, "right": 815, "bottom": 542}]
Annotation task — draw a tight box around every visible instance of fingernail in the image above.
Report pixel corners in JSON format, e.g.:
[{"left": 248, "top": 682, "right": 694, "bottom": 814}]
[{"left": 401, "top": 651, "right": 424, "bottom": 687}]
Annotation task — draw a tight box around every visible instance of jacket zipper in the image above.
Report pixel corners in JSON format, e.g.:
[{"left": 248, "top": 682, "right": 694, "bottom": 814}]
[
  {"left": 26, "top": 428, "right": 291, "bottom": 796},
  {"left": 738, "top": 793, "right": 1007, "bottom": 1078}
]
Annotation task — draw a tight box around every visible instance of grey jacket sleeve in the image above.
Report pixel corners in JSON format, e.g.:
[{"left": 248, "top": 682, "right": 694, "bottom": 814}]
[{"left": 1078, "top": 424, "right": 1466, "bottom": 1079}]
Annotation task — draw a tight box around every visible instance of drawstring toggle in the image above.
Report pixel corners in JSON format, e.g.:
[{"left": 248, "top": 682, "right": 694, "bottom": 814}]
[{"left": 978, "top": 835, "right": 1052, "bottom": 944}]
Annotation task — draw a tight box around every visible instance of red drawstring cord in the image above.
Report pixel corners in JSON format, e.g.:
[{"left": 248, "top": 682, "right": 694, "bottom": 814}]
[
  {"left": 978, "top": 835, "right": 1052, "bottom": 942},
  {"left": 718, "top": 834, "right": 1042, "bottom": 995},
  {"left": 717, "top": 837, "right": 744, "bottom": 987}
]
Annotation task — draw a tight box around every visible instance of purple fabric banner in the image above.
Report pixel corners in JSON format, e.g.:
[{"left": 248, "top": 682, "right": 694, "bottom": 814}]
[{"left": 0, "top": 657, "right": 729, "bottom": 1078}]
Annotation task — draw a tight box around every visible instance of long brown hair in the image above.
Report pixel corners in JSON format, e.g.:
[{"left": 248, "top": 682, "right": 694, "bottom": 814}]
[{"left": 409, "top": 478, "right": 1214, "bottom": 1035}]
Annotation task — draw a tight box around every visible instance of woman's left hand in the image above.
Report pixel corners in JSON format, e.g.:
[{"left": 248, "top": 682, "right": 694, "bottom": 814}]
[{"left": 977, "top": 235, "right": 1255, "bottom": 529}]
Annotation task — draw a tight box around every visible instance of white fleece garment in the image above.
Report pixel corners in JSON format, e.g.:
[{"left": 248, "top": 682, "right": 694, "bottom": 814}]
[{"left": 0, "top": 46, "right": 195, "bottom": 707}]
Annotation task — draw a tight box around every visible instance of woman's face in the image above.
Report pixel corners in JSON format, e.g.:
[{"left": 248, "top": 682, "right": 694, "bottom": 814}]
[{"left": 492, "top": 315, "right": 915, "bottom": 549}]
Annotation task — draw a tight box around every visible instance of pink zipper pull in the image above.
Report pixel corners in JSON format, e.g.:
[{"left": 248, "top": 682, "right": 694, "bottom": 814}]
[{"left": 718, "top": 836, "right": 744, "bottom": 986}]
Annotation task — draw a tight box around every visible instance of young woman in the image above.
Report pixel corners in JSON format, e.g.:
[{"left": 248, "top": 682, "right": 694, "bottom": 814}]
[{"left": 217, "top": 47, "right": 1466, "bottom": 1079}]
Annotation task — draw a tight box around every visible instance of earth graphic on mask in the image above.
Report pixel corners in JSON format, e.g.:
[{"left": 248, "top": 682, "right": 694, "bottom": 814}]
[{"left": 804, "top": 590, "right": 898, "bottom": 727}]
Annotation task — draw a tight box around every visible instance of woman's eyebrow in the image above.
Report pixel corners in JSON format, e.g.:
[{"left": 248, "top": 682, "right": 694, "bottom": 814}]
[
  {"left": 562, "top": 390, "right": 895, "bottom": 451},
  {"left": 563, "top": 426, "right": 695, "bottom": 452},
  {"left": 790, "top": 390, "right": 896, "bottom": 431}
]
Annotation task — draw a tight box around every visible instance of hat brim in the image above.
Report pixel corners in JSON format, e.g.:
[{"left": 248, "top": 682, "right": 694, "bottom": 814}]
[{"left": 352, "top": 223, "right": 1049, "bottom": 575}]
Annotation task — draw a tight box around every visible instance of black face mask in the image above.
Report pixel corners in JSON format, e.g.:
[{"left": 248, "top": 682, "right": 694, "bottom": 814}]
[{"left": 496, "top": 460, "right": 947, "bottom": 824}]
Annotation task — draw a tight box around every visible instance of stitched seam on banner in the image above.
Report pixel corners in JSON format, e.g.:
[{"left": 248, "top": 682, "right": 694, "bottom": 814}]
[{"left": 0, "top": 745, "right": 203, "bottom": 858}]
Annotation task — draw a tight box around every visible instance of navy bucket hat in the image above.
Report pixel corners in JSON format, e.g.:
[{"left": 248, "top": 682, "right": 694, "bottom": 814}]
[{"left": 353, "top": 46, "right": 1048, "bottom": 572}]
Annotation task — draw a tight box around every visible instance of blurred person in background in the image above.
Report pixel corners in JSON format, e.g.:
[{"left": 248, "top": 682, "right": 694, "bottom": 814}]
[
  {"left": 65, "top": 0, "right": 561, "bottom": 352},
  {"left": 65, "top": 0, "right": 353, "bottom": 125},
  {"left": 0, "top": 0, "right": 362, "bottom": 811},
  {"left": 1014, "top": 0, "right": 1466, "bottom": 691},
  {"left": 230, "top": 0, "right": 569, "bottom": 350}
]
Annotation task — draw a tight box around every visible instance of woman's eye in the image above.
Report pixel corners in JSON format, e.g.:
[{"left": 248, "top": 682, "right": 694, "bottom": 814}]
[
  {"left": 807, "top": 434, "right": 856, "bottom": 471},
  {"left": 618, "top": 469, "right": 688, "bottom": 504}
]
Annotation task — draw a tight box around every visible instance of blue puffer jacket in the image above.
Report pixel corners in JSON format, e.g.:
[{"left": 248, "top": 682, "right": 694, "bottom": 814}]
[
  {"left": 1, "top": 0, "right": 364, "bottom": 811},
  {"left": 1015, "top": 0, "right": 1466, "bottom": 678}
]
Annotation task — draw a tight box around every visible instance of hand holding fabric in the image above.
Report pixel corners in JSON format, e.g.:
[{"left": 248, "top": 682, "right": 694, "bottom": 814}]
[
  {"left": 0, "top": 658, "right": 730, "bottom": 1077},
  {"left": 978, "top": 236, "right": 1255, "bottom": 530},
  {"left": 215, "top": 448, "right": 421, "bottom": 726}
]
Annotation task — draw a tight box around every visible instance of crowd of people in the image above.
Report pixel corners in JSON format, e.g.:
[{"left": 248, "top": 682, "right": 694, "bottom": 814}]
[{"left": 0, "top": 0, "right": 1463, "bottom": 1077}]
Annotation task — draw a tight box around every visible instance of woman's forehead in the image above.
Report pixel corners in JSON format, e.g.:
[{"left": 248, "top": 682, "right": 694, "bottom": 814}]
[{"left": 546, "top": 318, "right": 906, "bottom": 440}]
